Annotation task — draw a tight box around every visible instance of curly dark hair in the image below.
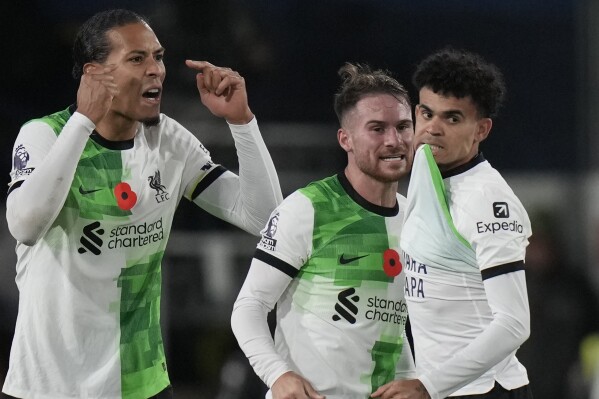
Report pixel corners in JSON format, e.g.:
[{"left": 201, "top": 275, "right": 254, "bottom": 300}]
[
  {"left": 412, "top": 47, "right": 506, "bottom": 118},
  {"left": 72, "top": 9, "right": 149, "bottom": 80},
  {"left": 333, "top": 62, "right": 410, "bottom": 125}
]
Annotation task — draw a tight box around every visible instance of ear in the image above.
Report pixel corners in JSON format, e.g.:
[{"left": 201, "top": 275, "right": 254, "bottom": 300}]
[
  {"left": 338, "top": 128, "right": 352, "bottom": 152},
  {"left": 475, "top": 118, "right": 493, "bottom": 143},
  {"left": 83, "top": 63, "right": 97, "bottom": 75}
]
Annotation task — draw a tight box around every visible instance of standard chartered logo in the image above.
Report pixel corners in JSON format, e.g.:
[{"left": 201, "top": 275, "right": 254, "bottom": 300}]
[
  {"left": 332, "top": 288, "right": 359, "bottom": 324},
  {"left": 108, "top": 217, "right": 164, "bottom": 249},
  {"left": 331, "top": 288, "right": 408, "bottom": 326},
  {"left": 78, "top": 218, "right": 165, "bottom": 255},
  {"left": 365, "top": 296, "right": 407, "bottom": 325},
  {"left": 78, "top": 221, "right": 104, "bottom": 255}
]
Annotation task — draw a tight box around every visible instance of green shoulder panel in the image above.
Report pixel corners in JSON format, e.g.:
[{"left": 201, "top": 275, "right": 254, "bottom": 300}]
[
  {"left": 422, "top": 145, "right": 472, "bottom": 249},
  {"left": 24, "top": 105, "right": 73, "bottom": 136},
  {"left": 298, "top": 175, "right": 394, "bottom": 285}
]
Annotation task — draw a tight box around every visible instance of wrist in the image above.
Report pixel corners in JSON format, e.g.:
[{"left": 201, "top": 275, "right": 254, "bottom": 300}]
[{"left": 226, "top": 110, "right": 254, "bottom": 125}]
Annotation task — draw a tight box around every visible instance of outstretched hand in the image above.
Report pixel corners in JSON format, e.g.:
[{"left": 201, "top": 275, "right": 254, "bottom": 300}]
[
  {"left": 185, "top": 60, "right": 254, "bottom": 125},
  {"left": 371, "top": 379, "right": 430, "bottom": 399},
  {"left": 271, "top": 371, "right": 326, "bottom": 399},
  {"left": 76, "top": 64, "right": 119, "bottom": 125}
]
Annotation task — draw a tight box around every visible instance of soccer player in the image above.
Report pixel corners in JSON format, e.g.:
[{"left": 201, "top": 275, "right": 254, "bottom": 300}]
[
  {"left": 3, "top": 9, "right": 282, "bottom": 399},
  {"left": 378, "top": 48, "right": 533, "bottom": 399},
  {"left": 231, "top": 62, "right": 416, "bottom": 399}
]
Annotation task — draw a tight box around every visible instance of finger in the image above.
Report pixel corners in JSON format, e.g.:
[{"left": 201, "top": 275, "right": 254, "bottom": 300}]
[
  {"left": 371, "top": 383, "right": 389, "bottom": 397},
  {"left": 196, "top": 72, "right": 208, "bottom": 94},
  {"left": 215, "top": 75, "right": 233, "bottom": 97},
  {"left": 304, "top": 383, "right": 325, "bottom": 399},
  {"left": 208, "top": 68, "right": 222, "bottom": 92},
  {"left": 185, "top": 59, "right": 215, "bottom": 71},
  {"left": 102, "top": 64, "right": 118, "bottom": 73}
]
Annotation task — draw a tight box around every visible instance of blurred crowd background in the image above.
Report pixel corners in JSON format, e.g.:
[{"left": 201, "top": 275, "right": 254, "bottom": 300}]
[{"left": 2, "top": 0, "right": 599, "bottom": 398}]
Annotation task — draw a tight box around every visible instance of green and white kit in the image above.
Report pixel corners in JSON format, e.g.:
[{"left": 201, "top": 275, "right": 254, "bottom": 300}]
[
  {"left": 400, "top": 144, "right": 532, "bottom": 399},
  {"left": 4, "top": 105, "right": 279, "bottom": 399},
  {"left": 232, "top": 173, "right": 415, "bottom": 399}
]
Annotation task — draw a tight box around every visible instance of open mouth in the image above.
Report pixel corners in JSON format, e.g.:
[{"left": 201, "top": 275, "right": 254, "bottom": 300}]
[{"left": 142, "top": 88, "right": 161, "bottom": 101}]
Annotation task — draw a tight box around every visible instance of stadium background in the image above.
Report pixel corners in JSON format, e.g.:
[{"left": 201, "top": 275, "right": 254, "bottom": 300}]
[{"left": 1, "top": 1, "right": 598, "bottom": 398}]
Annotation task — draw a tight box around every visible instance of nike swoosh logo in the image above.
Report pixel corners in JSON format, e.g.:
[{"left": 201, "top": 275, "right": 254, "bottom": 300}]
[
  {"left": 339, "top": 254, "right": 368, "bottom": 265},
  {"left": 79, "top": 186, "right": 101, "bottom": 195}
]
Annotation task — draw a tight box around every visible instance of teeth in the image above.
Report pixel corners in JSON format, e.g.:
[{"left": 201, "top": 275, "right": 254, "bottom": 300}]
[
  {"left": 381, "top": 155, "right": 404, "bottom": 160},
  {"left": 148, "top": 89, "right": 159, "bottom": 93}
]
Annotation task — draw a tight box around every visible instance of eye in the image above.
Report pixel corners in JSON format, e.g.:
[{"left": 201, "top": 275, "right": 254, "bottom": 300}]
[
  {"left": 155, "top": 53, "right": 164, "bottom": 62},
  {"left": 397, "top": 123, "right": 413, "bottom": 131},
  {"left": 129, "top": 55, "right": 143, "bottom": 63}
]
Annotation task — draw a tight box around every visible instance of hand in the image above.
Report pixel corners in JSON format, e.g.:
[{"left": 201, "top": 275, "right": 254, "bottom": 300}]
[
  {"left": 271, "top": 371, "right": 326, "bottom": 399},
  {"left": 76, "top": 64, "right": 119, "bottom": 125},
  {"left": 185, "top": 60, "right": 254, "bottom": 124},
  {"left": 371, "top": 379, "right": 430, "bottom": 399}
]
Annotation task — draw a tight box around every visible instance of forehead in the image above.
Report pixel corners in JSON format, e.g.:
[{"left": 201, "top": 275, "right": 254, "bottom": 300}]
[
  {"left": 106, "top": 22, "right": 162, "bottom": 55},
  {"left": 353, "top": 93, "right": 411, "bottom": 118}
]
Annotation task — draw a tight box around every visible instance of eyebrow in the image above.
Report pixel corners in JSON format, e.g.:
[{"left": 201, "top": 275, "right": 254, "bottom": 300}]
[
  {"left": 366, "top": 118, "right": 413, "bottom": 125},
  {"left": 126, "top": 47, "right": 165, "bottom": 56},
  {"left": 419, "top": 104, "right": 464, "bottom": 118}
]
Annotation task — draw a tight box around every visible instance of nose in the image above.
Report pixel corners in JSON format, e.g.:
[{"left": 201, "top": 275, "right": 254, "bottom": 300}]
[
  {"left": 146, "top": 58, "right": 165, "bottom": 77},
  {"left": 384, "top": 127, "right": 402, "bottom": 147},
  {"left": 423, "top": 116, "right": 442, "bottom": 136}
]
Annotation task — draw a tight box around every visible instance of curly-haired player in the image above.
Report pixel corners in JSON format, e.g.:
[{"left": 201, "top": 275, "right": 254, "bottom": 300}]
[{"left": 374, "top": 48, "right": 533, "bottom": 399}]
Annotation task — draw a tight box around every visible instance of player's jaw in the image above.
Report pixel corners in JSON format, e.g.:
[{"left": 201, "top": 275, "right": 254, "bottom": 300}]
[{"left": 112, "top": 80, "right": 163, "bottom": 126}]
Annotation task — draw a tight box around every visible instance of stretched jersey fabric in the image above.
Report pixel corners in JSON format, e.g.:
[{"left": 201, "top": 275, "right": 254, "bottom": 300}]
[
  {"left": 232, "top": 173, "right": 415, "bottom": 399},
  {"left": 400, "top": 145, "right": 531, "bottom": 398},
  {"left": 3, "top": 105, "right": 279, "bottom": 399}
]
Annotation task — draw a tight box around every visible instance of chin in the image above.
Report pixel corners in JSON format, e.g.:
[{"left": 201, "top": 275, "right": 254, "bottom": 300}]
[{"left": 141, "top": 116, "right": 161, "bottom": 127}]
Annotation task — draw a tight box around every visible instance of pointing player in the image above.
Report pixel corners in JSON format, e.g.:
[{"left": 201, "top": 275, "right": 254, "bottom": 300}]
[
  {"left": 231, "top": 62, "right": 416, "bottom": 398},
  {"left": 3, "top": 9, "right": 282, "bottom": 399}
]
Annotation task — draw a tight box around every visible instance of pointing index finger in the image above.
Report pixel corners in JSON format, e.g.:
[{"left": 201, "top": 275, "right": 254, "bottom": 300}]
[{"left": 185, "top": 60, "right": 214, "bottom": 71}]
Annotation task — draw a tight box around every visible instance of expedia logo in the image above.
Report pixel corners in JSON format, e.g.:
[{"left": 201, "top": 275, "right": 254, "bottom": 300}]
[
  {"left": 493, "top": 202, "right": 509, "bottom": 218},
  {"left": 332, "top": 287, "right": 359, "bottom": 324},
  {"left": 78, "top": 221, "right": 104, "bottom": 255},
  {"left": 476, "top": 220, "right": 523, "bottom": 234}
]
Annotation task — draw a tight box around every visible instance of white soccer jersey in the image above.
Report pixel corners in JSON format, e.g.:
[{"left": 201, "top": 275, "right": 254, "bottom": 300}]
[
  {"left": 232, "top": 173, "right": 415, "bottom": 399},
  {"left": 3, "top": 105, "right": 281, "bottom": 399},
  {"left": 400, "top": 145, "right": 531, "bottom": 398}
]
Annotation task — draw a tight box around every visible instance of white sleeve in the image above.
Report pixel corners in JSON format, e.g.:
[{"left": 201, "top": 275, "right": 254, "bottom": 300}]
[
  {"left": 6, "top": 112, "right": 95, "bottom": 245},
  {"left": 419, "top": 271, "right": 531, "bottom": 399},
  {"left": 191, "top": 117, "right": 283, "bottom": 236},
  {"left": 231, "top": 192, "right": 313, "bottom": 388},
  {"left": 231, "top": 259, "right": 294, "bottom": 388}
]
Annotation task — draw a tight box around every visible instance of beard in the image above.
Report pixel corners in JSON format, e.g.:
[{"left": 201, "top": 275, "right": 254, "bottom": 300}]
[
  {"left": 356, "top": 160, "right": 404, "bottom": 183},
  {"left": 142, "top": 116, "right": 161, "bottom": 127}
]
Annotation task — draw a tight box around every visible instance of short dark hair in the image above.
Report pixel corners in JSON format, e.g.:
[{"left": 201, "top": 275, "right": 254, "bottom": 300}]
[
  {"left": 333, "top": 62, "right": 410, "bottom": 125},
  {"left": 72, "top": 9, "right": 148, "bottom": 80},
  {"left": 412, "top": 47, "right": 506, "bottom": 118}
]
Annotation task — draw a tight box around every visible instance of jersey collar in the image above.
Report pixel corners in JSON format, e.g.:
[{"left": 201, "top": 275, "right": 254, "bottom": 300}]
[
  {"left": 440, "top": 152, "right": 486, "bottom": 179},
  {"left": 337, "top": 171, "right": 399, "bottom": 217}
]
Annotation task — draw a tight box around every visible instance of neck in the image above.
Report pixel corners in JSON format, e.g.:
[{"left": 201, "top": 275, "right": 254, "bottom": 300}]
[
  {"left": 95, "top": 113, "right": 140, "bottom": 141},
  {"left": 343, "top": 167, "right": 398, "bottom": 208}
]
